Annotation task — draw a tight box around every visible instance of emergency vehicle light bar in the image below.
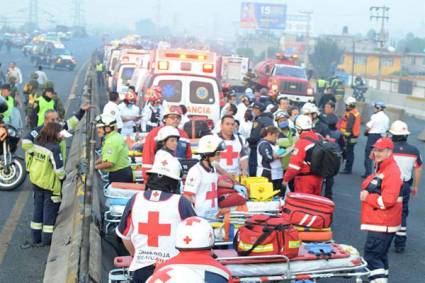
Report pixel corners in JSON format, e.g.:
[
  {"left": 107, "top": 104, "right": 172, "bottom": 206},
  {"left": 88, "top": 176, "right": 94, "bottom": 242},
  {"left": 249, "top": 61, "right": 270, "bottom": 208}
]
[
  {"left": 203, "top": 64, "right": 214, "bottom": 73},
  {"left": 164, "top": 53, "right": 208, "bottom": 61}
]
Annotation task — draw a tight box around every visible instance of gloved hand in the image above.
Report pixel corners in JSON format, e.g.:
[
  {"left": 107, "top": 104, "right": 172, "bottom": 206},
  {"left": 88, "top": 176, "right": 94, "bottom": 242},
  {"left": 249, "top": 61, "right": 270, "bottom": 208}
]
[
  {"left": 277, "top": 148, "right": 286, "bottom": 157},
  {"left": 233, "top": 184, "right": 248, "bottom": 199},
  {"left": 51, "top": 195, "right": 62, "bottom": 203}
]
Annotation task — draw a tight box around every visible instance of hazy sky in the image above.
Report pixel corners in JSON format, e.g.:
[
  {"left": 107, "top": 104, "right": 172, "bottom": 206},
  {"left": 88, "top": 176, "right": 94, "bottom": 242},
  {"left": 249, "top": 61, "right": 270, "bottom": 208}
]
[{"left": 2, "top": 0, "right": 424, "bottom": 39}]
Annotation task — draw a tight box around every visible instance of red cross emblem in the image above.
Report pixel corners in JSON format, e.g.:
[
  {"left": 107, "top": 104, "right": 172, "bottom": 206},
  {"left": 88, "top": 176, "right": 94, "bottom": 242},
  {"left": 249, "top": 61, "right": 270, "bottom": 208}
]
[
  {"left": 149, "top": 267, "right": 173, "bottom": 282},
  {"left": 185, "top": 217, "right": 201, "bottom": 226},
  {"left": 152, "top": 191, "right": 160, "bottom": 198},
  {"left": 161, "top": 159, "right": 168, "bottom": 166},
  {"left": 138, "top": 211, "right": 171, "bottom": 247},
  {"left": 205, "top": 183, "right": 217, "bottom": 208},
  {"left": 220, "top": 145, "right": 238, "bottom": 166},
  {"left": 183, "top": 235, "right": 192, "bottom": 244}
]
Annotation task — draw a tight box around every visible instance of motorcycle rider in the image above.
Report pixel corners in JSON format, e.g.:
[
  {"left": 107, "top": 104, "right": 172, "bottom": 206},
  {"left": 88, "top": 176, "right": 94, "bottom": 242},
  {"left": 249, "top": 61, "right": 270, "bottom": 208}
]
[
  {"left": 153, "top": 216, "right": 233, "bottom": 283},
  {"left": 363, "top": 101, "right": 390, "bottom": 177},
  {"left": 352, "top": 76, "right": 367, "bottom": 101},
  {"left": 116, "top": 153, "right": 196, "bottom": 282},
  {"left": 389, "top": 121, "right": 422, "bottom": 253}
]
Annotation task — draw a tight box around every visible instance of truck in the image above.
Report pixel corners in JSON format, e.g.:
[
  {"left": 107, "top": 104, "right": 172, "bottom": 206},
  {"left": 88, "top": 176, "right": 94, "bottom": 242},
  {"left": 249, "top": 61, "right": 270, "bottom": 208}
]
[
  {"left": 30, "top": 41, "right": 76, "bottom": 71},
  {"left": 218, "top": 55, "right": 250, "bottom": 92},
  {"left": 245, "top": 54, "right": 314, "bottom": 104}
]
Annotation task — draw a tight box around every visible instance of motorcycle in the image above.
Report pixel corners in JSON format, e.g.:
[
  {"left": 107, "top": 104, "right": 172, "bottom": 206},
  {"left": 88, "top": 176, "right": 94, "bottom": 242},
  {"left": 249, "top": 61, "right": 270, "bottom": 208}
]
[
  {"left": 352, "top": 84, "right": 367, "bottom": 102},
  {"left": 0, "top": 125, "right": 26, "bottom": 191}
]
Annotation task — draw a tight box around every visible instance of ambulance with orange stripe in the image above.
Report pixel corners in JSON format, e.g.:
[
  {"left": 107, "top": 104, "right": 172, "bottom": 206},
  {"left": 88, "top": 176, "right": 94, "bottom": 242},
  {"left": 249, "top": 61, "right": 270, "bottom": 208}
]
[{"left": 141, "top": 49, "right": 222, "bottom": 127}]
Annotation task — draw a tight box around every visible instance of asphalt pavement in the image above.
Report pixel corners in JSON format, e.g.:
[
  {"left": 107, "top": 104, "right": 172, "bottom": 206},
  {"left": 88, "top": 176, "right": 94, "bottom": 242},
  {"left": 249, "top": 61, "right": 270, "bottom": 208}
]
[{"left": 0, "top": 36, "right": 100, "bottom": 283}]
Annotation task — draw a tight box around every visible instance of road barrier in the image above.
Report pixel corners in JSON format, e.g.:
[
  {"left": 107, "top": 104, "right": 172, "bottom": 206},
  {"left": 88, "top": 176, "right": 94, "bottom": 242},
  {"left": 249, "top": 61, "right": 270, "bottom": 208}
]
[{"left": 44, "top": 53, "right": 102, "bottom": 283}]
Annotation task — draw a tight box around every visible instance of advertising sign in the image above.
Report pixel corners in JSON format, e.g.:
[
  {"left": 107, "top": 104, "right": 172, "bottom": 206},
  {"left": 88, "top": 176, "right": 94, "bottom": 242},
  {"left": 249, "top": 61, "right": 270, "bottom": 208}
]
[{"left": 240, "top": 2, "right": 287, "bottom": 30}]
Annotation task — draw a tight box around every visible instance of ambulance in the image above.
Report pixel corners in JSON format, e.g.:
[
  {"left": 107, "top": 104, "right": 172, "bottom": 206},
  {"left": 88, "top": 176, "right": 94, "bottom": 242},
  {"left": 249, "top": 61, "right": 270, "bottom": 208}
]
[{"left": 141, "top": 49, "right": 222, "bottom": 126}]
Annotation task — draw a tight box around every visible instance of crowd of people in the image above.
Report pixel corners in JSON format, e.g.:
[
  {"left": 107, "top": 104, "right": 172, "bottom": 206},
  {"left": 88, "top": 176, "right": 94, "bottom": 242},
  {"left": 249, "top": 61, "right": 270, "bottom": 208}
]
[{"left": 89, "top": 82, "right": 423, "bottom": 282}]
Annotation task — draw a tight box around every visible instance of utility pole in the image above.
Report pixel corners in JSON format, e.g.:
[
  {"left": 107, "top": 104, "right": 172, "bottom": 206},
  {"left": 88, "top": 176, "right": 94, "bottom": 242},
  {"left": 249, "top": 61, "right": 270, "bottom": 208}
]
[
  {"left": 73, "top": 0, "right": 83, "bottom": 27},
  {"left": 370, "top": 6, "right": 390, "bottom": 90},
  {"left": 299, "top": 10, "right": 313, "bottom": 68},
  {"left": 156, "top": 0, "right": 161, "bottom": 28},
  {"left": 28, "top": 0, "right": 39, "bottom": 28}
]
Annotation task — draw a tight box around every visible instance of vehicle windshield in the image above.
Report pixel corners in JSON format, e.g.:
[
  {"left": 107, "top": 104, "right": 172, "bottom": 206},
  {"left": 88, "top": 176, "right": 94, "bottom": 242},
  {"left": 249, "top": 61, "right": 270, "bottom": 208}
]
[
  {"left": 121, "top": 67, "right": 135, "bottom": 81},
  {"left": 274, "top": 65, "right": 306, "bottom": 79},
  {"left": 53, "top": 48, "right": 71, "bottom": 56}
]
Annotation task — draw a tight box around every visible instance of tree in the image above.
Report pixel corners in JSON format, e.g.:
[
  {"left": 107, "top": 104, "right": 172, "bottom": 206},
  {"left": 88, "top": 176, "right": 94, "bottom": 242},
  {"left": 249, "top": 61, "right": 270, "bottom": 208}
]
[
  {"left": 397, "top": 33, "right": 425, "bottom": 53},
  {"left": 309, "top": 39, "right": 344, "bottom": 78},
  {"left": 135, "top": 19, "right": 157, "bottom": 37},
  {"left": 236, "top": 47, "right": 255, "bottom": 59}
]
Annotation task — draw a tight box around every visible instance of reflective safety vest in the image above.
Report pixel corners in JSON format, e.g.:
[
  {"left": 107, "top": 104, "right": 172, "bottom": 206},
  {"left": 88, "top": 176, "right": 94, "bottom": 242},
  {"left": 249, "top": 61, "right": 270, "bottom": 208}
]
[
  {"left": 317, "top": 79, "right": 328, "bottom": 88},
  {"left": 3, "top": 96, "right": 14, "bottom": 123},
  {"left": 37, "top": 96, "right": 55, "bottom": 126},
  {"left": 340, "top": 108, "right": 361, "bottom": 139},
  {"left": 96, "top": 63, "right": 104, "bottom": 72},
  {"left": 26, "top": 144, "right": 65, "bottom": 196}
]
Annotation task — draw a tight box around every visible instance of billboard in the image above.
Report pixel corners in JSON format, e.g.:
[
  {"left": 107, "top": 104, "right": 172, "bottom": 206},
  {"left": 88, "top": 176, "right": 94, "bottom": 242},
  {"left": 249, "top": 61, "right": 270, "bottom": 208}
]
[{"left": 240, "top": 2, "right": 287, "bottom": 30}]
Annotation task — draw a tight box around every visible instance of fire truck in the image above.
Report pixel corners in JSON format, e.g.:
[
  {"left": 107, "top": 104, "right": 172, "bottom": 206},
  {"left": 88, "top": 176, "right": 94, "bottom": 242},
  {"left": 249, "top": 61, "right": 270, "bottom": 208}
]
[
  {"left": 141, "top": 49, "right": 222, "bottom": 125},
  {"left": 245, "top": 53, "right": 314, "bottom": 104}
]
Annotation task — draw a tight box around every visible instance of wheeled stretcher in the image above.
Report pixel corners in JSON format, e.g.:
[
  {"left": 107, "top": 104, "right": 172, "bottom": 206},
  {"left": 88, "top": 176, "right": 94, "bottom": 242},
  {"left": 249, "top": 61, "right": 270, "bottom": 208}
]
[{"left": 108, "top": 243, "right": 369, "bottom": 283}]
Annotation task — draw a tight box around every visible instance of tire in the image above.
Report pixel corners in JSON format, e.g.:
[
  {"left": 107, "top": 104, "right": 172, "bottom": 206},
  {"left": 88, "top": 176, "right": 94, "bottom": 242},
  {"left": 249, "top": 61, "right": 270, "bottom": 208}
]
[{"left": 0, "top": 158, "right": 26, "bottom": 191}]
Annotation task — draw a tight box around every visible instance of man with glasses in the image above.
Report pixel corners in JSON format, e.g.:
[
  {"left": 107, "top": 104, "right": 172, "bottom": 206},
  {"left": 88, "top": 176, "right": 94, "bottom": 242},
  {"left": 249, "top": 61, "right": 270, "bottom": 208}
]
[{"left": 142, "top": 107, "right": 192, "bottom": 182}]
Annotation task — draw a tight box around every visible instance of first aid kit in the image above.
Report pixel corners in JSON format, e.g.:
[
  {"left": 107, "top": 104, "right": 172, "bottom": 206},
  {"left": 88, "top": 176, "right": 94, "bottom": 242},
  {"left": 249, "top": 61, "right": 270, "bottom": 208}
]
[
  {"left": 234, "top": 214, "right": 300, "bottom": 258},
  {"left": 281, "top": 193, "right": 335, "bottom": 229}
]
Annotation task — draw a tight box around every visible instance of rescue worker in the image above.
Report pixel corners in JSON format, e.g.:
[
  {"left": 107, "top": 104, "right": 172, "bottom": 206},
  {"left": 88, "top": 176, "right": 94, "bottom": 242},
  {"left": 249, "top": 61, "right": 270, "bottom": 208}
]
[
  {"left": 153, "top": 216, "right": 233, "bottom": 283},
  {"left": 339, "top": 97, "right": 361, "bottom": 174},
  {"left": 35, "top": 65, "right": 48, "bottom": 86},
  {"left": 23, "top": 73, "right": 39, "bottom": 106},
  {"left": 316, "top": 77, "right": 328, "bottom": 95},
  {"left": 360, "top": 137, "right": 402, "bottom": 283},
  {"left": 276, "top": 96, "right": 290, "bottom": 114},
  {"left": 257, "top": 126, "right": 285, "bottom": 196},
  {"left": 283, "top": 115, "right": 323, "bottom": 196},
  {"left": 216, "top": 115, "right": 249, "bottom": 177},
  {"left": 116, "top": 153, "right": 196, "bottom": 282},
  {"left": 142, "top": 108, "right": 192, "bottom": 182},
  {"left": 275, "top": 111, "right": 296, "bottom": 171},
  {"left": 363, "top": 101, "right": 390, "bottom": 177},
  {"left": 95, "top": 114, "right": 132, "bottom": 183},
  {"left": 118, "top": 92, "right": 140, "bottom": 136},
  {"left": 318, "top": 87, "right": 336, "bottom": 110},
  {"left": 389, "top": 121, "right": 422, "bottom": 253},
  {"left": 1, "top": 84, "right": 15, "bottom": 124},
  {"left": 247, "top": 102, "right": 274, "bottom": 176},
  {"left": 103, "top": 91, "right": 123, "bottom": 132},
  {"left": 40, "top": 81, "right": 65, "bottom": 118},
  {"left": 234, "top": 94, "right": 250, "bottom": 124},
  {"left": 330, "top": 76, "right": 345, "bottom": 98},
  {"left": 23, "top": 122, "right": 66, "bottom": 247},
  {"left": 301, "top": 102, "right": 329, "bottom": 137},
  {"left": 154, "top": 126, "right": 181, "bottom": 167},
  {"left": 147, "top": 266, "right": 204, "bottom": 283},
  {"left": 29, "top": 87, "right": 62, "bottom": 128},
  {"left": 141, "top": 86, "right": 162, "bottom": 132},
  {"left": 22, "top": 103, "right": 92, "bottom": 164},
  {"left": 183, "top": 135, "right": 234, "bottom": 218},
  {"left": 95, "top": 61, "right": 104, "bottom": 87}
]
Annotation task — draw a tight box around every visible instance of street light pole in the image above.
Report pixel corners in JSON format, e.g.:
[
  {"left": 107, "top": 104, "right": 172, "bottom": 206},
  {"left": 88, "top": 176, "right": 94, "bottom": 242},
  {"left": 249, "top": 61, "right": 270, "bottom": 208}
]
[
  {"left": 299, "top": 10, "right": 313, "bottom": 67},
  {"left": 351, "top": 40, "right": 356, "bottom": 86}
]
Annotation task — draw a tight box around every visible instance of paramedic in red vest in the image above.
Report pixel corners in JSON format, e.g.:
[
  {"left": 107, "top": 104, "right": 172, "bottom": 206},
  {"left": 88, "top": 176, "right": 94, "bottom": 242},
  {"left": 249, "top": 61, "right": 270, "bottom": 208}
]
[
  {"left": 389, "top": 121, "right": 422, "bottom": 253},
  {"left": 360, "top": 137, "right": 402, "bottom": 283},
  {"left": 153, "top": 217, "right": 233, "bottom": 283},
  {"left": 339, "top": 96, "right": 361, "bottom": 174},
  {"left": 216, "top": 115, "right": 249, "bottom": 177},
  {"left": 116, "top": 152, "right": 196, "bottom": 282},
  {"left": 283, "top": 115, "right": 323, "bottom": 195},
  {"left": 142, "top": 107, "right": 192, "bottom": 182},
  {"left": 183, "top": 135, "right": 234, "bottom": 218}
]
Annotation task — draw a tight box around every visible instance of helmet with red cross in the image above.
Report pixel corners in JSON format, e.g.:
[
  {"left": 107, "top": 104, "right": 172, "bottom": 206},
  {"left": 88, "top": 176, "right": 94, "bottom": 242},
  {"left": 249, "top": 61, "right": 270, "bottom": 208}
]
[
  {"left": 148, "top": 150, "right": 182, "bottom": 180},
  {"left": 124, "top": 91, "right": 137, "bottom": 103},
  {"left": 175, "top": 216, "right": 214, "bottom": 250},
  {"left": 147, "top": 265, "right": 204, "bottom": 283}
]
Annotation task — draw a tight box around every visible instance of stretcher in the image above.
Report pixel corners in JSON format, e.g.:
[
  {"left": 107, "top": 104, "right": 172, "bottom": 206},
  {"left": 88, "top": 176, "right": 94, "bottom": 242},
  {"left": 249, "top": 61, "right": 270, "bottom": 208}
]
[{"left": 108, "top": 243, "right": 369, "bottom": 283}]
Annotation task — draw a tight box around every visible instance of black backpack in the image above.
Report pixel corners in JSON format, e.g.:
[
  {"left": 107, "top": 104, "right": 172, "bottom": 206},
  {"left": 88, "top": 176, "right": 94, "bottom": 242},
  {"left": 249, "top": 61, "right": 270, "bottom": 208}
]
[{"left": 303, "top": 137, "right": 342, "bottom": 178}]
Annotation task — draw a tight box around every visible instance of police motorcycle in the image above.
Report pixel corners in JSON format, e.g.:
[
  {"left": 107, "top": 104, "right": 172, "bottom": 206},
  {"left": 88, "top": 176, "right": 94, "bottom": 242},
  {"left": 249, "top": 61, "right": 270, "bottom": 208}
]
[{"left": 0, "top": 97, "right": 26, "bottom": 191}]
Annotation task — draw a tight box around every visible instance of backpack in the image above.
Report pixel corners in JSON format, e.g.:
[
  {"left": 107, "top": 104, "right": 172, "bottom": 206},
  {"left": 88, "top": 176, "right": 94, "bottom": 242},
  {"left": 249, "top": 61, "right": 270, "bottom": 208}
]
[{"left": 303, "top": 136, "right": 342, "bottom": 178}]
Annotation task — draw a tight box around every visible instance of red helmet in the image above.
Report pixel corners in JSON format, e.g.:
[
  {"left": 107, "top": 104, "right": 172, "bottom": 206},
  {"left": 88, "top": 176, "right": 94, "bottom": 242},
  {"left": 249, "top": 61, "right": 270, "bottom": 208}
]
[
  {"left": 145, "top": 86, "right": 162, "bottom": 102},
  {"left": 222, "top": 83, "right": 231, "bottom": 91},
  {"left": 124, "top": 92, "right": 137, "bottom": 103}
]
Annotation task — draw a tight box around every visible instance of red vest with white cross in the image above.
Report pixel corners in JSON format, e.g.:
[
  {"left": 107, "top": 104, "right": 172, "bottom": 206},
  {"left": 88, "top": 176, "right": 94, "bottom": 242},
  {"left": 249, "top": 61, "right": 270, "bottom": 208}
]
[
  {"left": 128, "top": 190, "right": 182, "bottom": 271},
  {"left": 218, "top": 135, "right": 244, "bottom": 175}
]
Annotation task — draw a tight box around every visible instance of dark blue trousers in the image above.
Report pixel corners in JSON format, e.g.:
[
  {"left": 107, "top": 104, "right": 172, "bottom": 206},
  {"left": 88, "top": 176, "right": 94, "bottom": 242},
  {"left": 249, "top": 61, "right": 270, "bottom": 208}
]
[{"left": 364, "top": 231, "right": 394, "bottom": 282}]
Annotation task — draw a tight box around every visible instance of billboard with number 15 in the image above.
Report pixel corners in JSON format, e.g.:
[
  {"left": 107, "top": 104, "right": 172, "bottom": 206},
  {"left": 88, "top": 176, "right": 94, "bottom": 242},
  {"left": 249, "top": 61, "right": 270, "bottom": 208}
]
[{"left": 240, "top": 2, "right": 287, "bottom": 30}]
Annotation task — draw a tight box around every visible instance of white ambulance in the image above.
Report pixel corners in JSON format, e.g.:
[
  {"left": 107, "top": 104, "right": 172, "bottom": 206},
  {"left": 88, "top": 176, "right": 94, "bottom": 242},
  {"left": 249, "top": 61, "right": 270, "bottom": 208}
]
[{"left": 141, "top": 49, "right": 222, "bottom": 126}]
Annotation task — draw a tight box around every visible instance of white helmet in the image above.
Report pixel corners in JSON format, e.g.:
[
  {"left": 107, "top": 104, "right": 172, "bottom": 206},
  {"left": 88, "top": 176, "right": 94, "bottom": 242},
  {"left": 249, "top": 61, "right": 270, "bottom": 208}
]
[
  {"left": 147, "top": 265, "right": 204, "bottom": 283},
  {"left": 344, "top": 96, "right": 357, "bottom": 106},
  {"left": 295, "top": 115, "right": 313, "bottom": 130},
  {"left": 389, "top": 120, "right": 410, "bottom": 136},
  {"left": 175, "top": 217, "right": 214, "bottom": 250},
  {"left": 95, "top": 114, "right": 116, "bottom": 128},
  {"left": 148, "top": 151, "right": 182, "bottom": 180},
  {"left": 197, "top": 135, "right": 225, "bottom": 155},
  {"left": 155, "top": 126, "right": 180, "bottom": 142},
  {"left": 163, "top": 106, "right": 182, "bottom": 119},
  {"left": 301, "top": 102, "right": 319, "bottom": 115}
]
